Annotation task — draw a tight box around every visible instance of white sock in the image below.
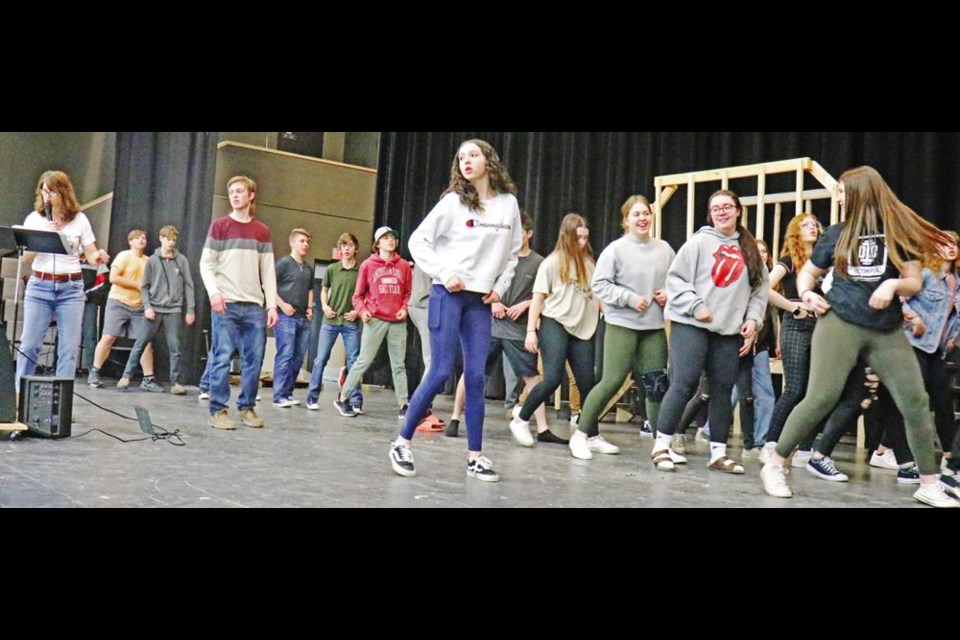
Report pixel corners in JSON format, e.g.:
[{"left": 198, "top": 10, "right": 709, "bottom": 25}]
[
  {"left": 655, "top": 433, "right": 672, "bottom": 452},
  {"left": 710, "top": 443, "right": 727, "bottom": 463}
]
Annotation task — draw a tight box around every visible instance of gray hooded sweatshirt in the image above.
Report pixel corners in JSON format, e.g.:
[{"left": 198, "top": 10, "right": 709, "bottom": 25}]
[
  {"left": 142, "top": 248, "right": 196, "bottom": 315},
  {"left": 664, "top": 226, "right": 768, "bottom": 336}
]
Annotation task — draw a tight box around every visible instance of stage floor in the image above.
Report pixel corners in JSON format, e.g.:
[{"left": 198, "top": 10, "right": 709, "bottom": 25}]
[{"left": 0, "top": 378, "right": 935, "bottom": 508}]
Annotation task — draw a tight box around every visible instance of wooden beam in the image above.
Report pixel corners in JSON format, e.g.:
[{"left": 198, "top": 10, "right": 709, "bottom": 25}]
[
  {"left": 657, "top": 158, "right": 811, "bottom": 187},
  {"left": 739, "top": 189, "right": 832, "bottom": 206}
]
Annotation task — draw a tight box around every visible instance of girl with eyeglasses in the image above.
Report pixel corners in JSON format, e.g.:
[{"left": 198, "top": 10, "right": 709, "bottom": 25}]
[
  {"left": 760, "top": 167, "right": 958, "bottom": 507},
  {"left": 16, "top": 171, "right": 110, "bottom": 392},
  {"left": 652, "top": 190, "right": 769, "bottom": 475}
]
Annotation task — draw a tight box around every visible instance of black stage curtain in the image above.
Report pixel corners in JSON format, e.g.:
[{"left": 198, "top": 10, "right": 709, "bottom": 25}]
[
  {"left": 110, "top": 132, "right": 218, "bottom": 384},
  {"left": 377, "top": 132, "right": 960, "bottom": 260}
]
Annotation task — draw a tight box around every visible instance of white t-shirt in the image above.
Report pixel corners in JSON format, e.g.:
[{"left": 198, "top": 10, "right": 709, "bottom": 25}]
[{"left": 22, "top": 211, "right": 96, "bottom": 275}]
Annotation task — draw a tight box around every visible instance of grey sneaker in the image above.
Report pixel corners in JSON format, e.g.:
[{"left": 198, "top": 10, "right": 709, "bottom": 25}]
[
  {"left": 140, "top": 378, "right": 162, "bottom": 393},
  {"left": 88, "top": 369, "right": 104, "bottom": 388}
]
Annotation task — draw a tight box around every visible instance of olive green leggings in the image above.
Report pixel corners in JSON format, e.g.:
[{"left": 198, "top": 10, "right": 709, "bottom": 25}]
[
  {"left": 578, "top": 324, "right": 667, "bottom": 438},
  {"left": 776, "top": 312, "right": 937, "bottom": 475}
]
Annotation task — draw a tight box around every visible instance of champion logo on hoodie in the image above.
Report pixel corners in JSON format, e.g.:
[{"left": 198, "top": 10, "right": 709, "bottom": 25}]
[
  {"left": 711, "top": 244, "right": 746, "bottom": 288},
  {"left": 466, "top": 219, "right": 512, "bottom": 231}
]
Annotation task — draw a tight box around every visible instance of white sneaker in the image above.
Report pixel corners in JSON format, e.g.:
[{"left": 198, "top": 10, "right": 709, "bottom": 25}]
[
  {"left": 198, "top": 391, "right": 210, "bottom": 401},
  {"left": 671, "top": 434, "right": 686, "bottom": 455},
  {"left": 587, "top": 435, "right": 620, "bottom": 455},
  {"left": 306, "top": 402, "right": 320, "bottom": 411},
  {"left": 273, "top": 399, "right": 294, "bottom": 409},
  {"left": 570, "top": 413, "right": 581, "bottom": 429},
  {"left": 742, "top": 447, "right": 761, "bottom": 459},
  {"left": 870, "top": 449, "right": 899, "bottom": 470},
  {"left": 791, "top": 449, "right": 813, "bottom": 468},
  {"left": 286, "top": 397, "right": 301, "bottom": 406},
  {"left": 758, "top": 441, "right": 777, "bottom": 465},
  {"left": 761, "top": 463, "right": 793, "bottom": 498},
  {"left": 569, "top": 430, "right": 593, "bottom": 460},
  {"left": 508, "top": 416, "right": 535, "bottom": 448},
  {"left": 913, "top": 482, "right": 960, "bottom": 508}
]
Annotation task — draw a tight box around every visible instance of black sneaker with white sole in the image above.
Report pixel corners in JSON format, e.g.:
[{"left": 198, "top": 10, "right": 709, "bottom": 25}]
[
  {"left": 398, "top": 404, "right": 408, "bottom": 421},
  {"left": 466, "top": 456, "right": 500, "bottom": 482},
  {"left": 389, "top": 442, "right": 416, "bottom": 477},
  {"left": 897, "top": 464, "right": 921, "bottom": 484},
  {"left": 334, "top": 398, "right": 357, "bottom": 417}
]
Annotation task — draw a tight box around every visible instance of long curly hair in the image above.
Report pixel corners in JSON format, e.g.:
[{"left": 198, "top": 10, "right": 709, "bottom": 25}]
[
  {"left": 781, "top": 213, "right": 821, "bottom": 267},
  {"left": 441, "top": 139, "right": 517, "bottom": 212},
  {"left": 835, "top": 166, "right": 946, "bottom": 279},
  {"left": 922, "top": 229, "right": 959, "bottom": 273},
  {"left": 706, "top": 190, "right": 765, "bottom": 288},
  {"left": 552, "top": 213, "right": 594, "bottom": 290},
  {"left": 34, "top": 171, "right": 81, "bottom": 222}
]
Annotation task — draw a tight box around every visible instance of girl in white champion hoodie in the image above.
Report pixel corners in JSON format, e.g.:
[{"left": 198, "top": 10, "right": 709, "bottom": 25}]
[{"left": 389, "top": 139, "right": 523, "bottom": 484}]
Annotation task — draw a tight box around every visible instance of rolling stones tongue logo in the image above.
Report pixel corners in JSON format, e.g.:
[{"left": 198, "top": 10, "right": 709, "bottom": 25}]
[{"left": 712, "top": 245, "right": 745, "bottom": 287}]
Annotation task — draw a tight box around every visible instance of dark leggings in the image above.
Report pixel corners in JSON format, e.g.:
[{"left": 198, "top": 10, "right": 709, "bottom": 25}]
[
  {"left": 657, "top": 323, "right": 741, "bottom": 444},
  {"left": 811, "top": 362, "right": 913, "bottom": 462},
  {"left": 519, "top": 316, "right": 596, "bottom": 423},
  {"left": 767, "top": 315, "right": 816, "bottom": 443}
]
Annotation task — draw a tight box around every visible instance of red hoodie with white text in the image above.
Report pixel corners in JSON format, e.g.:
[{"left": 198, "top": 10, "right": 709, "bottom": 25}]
[{"left": 352, "top": 253, "right": 412, "bottom": 322}]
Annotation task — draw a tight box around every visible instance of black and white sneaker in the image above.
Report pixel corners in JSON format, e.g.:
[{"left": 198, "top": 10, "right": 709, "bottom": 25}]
[
  {"left": 389, "top": 441, "right": 416, "bottom": 477},
  {"left": 897, "top": 464, "right": 921, "bottom": 484},
  {"left": 398, "top": 404, "right": 408, "bottom": 421},
  {"left": 334, "top": 398, "right": 357, "bottom": 417},
  {"left": 351, "top": 404, "right": 364, "bottom": 415},
  {"left": 806, "top": 455, "right": 849, "bottom": 482},
  {"left": 640, "top": 420, "right": 653, "bottom": 437},
  {"left": 939, "top": 474, "right": 960, "bottom": 500},
  {"left": 466, "top": 456, "right": 500, "bottom": 483}
]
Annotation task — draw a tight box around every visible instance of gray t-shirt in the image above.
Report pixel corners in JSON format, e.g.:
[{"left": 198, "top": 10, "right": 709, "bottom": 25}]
[
  {"left": 409, "top": 263, "right": 433, "bottom": 309},
  {"left": 275, "top": 255, "right": 313, "bottom": 315},
  {"left": 492, "top": 251, "right": 544, "bottom": 341}
]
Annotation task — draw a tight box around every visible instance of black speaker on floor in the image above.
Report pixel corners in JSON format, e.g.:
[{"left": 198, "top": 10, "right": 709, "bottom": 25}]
[
  {"left": 18, "top": 376, "right": 73, "bottom": 438},
  {"left": 0, "top": 331, "right": 16, "bottom": 422}
]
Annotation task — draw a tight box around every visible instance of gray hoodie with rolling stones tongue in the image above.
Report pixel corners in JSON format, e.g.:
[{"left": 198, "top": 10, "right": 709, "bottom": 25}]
[{"left": 664, "top": 225, "right": 769, "bottom": 336}]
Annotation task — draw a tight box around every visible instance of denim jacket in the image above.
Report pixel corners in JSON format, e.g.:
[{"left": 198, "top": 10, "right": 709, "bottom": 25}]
[{"left": 902, "top": 269, "right": 959, "bottom": 356}]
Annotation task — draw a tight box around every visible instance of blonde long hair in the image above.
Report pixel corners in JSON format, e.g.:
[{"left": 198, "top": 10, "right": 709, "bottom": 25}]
[{"left": 552, "top": 213, "right": 593, "bottom": 290}]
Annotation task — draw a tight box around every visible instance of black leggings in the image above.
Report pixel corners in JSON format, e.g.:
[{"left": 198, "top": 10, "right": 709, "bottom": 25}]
[
  {"left": 657, "top": 323, "right": 740, "bottom": 444},
  {"left": 519, "top": 316, "right": 596, "bottom": 423}
]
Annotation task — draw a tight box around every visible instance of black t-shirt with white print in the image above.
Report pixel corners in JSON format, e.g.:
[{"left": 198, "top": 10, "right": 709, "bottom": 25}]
[{"left": 811, "top": 224, "right": 914, "bottom": 330}]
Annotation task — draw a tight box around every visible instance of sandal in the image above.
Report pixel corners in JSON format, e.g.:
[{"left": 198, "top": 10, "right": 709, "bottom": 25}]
[
  {"left": 651, "top": 449, "right": 676, "bottom": 472},
  {"left": 708, "top": 457, "right": 745, "bottom": 475}
]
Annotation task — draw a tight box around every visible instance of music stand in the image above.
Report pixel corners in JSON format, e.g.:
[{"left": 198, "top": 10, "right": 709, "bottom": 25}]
[{"left": 0, "top": 226, "right": 71, "bottom": 358}]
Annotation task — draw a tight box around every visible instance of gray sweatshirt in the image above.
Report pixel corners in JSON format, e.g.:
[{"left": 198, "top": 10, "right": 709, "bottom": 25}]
[
  {"left": 141, "top": 248, "right": 196, "bottom": 315},
  {"left": 665, "top": 226, "right": 768, "bottom": 336},
  {"left": 592, "top": 236, "right": 675, "bottom": 331}
]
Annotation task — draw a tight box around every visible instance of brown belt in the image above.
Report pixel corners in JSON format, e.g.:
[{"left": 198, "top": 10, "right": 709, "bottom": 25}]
[{"left": 33, "top": 271, "right": 82, "bottom": 282}]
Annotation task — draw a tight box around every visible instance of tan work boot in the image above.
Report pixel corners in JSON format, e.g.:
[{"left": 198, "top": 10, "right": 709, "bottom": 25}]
[
  {"left": 239, "top": 407, "right": 265, "bottom": 428},
  {"left": 117, "top": 377, "right": 130, "bottom": 389},
  {"left": 170, "top": 384, "right": 187, "bottom": 396},
  {"left": 209, "top": 409, "right": 237, "bottom": 430}
]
